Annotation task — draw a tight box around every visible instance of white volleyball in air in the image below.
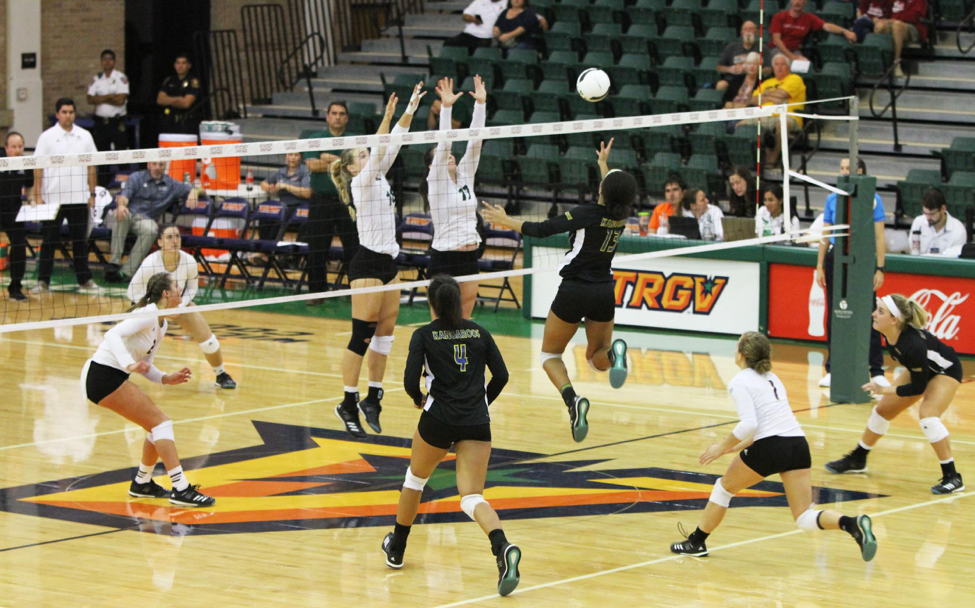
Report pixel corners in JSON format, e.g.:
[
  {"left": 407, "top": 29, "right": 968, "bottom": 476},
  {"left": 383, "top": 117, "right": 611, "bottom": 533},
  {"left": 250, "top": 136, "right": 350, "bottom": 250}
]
[{"left": 576, "top": 68, "right": 611, "bottom": 102}]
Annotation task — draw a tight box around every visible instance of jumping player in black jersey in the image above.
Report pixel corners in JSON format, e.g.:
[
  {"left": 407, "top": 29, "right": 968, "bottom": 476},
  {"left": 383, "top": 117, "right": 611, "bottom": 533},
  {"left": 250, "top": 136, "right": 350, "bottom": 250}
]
[
  {"left": 481, "top": 140, "right": 635, "bottom": 443},
  {"left": 381, "top": 275, "right": 519, "bottom": 596},
  {"left": 826, "top": 294, "right": 965, "bottom": 494}
]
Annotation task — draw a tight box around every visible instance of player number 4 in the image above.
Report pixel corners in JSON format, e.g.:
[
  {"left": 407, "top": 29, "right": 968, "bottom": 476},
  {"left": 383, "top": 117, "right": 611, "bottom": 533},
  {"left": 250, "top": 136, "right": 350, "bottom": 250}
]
[{"left": 453, "top": 344, "right": 468, "bottom": 372}]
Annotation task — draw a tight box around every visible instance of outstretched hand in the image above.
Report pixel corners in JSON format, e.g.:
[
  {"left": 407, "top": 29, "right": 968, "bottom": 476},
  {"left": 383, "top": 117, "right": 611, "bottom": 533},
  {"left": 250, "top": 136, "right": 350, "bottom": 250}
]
[
  {"left": 437, "top": 77, "right": 463, "bottom": 108},
  {"left": 405, "top": 81, "right": 427, "bottom": 115},
  {"left": 469, "top": 74, "right": 487, "bottom": 104},
  {"left": 699, "top": 443, "right": 724, "bottom": 466},
  {"left": 596, "top": 138, "right": 614, "bottom": 164},
  {"left": 480, "top": 202, "right": 509, "bottom": 226},
  {"left": 163, "top": 367, "right": 193, "bottom": 386},
  {"left": 383, "top": 93, "right": 398, "bottom": 119}
]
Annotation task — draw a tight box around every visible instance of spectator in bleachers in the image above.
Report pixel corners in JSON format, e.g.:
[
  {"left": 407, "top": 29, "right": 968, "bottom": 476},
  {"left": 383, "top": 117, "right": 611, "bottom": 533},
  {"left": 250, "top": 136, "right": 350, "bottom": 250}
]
[
  {"left": 741, "top": 54, "right": 806, "bottom": 168},
  {"left": 648, "top": 176, "right": 684, "bottom": 234},
  {"left": 770, "top": 0, "right": 857, "bottom": 63},
  {"left": 106, "top": 161, "right": 198, "bottom": 283},
  {"left": 722, "top": 52, "right": 762, "bottom": 109},
  {"left": 875, "top": 0, "right": 928, "bottom": 79},
  {"left": 681, "top": 188, "right": 725, "bottom": 241},
  {"left": 727, "top": 166, "right": 757, "bottom": 218},
  {"left": 909, "top": 188, "right": 967, "bottom": 256},
  {"left": 444, "top": 0, "right": 509, "bottom": 52},
  {"left": 854, "top": 1, "right": 892, "bottom": 43},
  {"left": 493, "top": 0, "right": 548, "bottom": 51},
  {"left": 255, "top": 152, "right": 312, "bottom": 251},
  {"left": 756, "top": 184, "right": 801, "bottom": 236},
  {"left": 716, "top": 21, "right": 765, "bottom": 92}
]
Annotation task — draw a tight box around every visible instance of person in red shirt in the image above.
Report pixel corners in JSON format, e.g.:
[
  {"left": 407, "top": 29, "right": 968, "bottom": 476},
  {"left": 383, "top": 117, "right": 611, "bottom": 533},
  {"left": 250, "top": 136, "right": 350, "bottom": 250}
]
[
  {"left": 873, "top": 0, "right": 928, "bottom": 78},
  {"left": 770, "top": 0, "right": 857, "bottom": 62}
]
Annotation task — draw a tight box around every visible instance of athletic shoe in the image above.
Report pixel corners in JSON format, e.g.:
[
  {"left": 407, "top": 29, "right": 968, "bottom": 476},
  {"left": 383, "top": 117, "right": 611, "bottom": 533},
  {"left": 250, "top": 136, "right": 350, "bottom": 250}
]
[
  {"left": 169, "top": 484, "right": 216, "bottom": 507},
  {"left": 104, "top": 267, "right": 125, "bottom": 284},
  {"left": 78, "top": 281, "right": 106, "bottom": 295},
  {"left": 567, "top": 395, "right": 589, "bottom": 443},
  {"left": 358, "top": 398, "right": 382, "bottom": 434},
  {"left": 30, "top": 282, "right": 51, "bottom": 294},
  {"left": 609, "top": 339, "right": 628, "bottom": 389},
  {"left": 825, "top": 450, "right": 867, "bottom": 474},
  {"left": 496, "top": 543, "right": 521, "bottom": 597},
  {"left": 893, "top": 64, "right": 906, "bottom": 79},
  {"left": 215, "top": 372, "right": 237, "bottom": 389},
  {"left": 8, "top": 290, "right": 27, "bottom": 303},
  {"left": 128, "top": 478, "right": 171, "bottom": 499},
  {"left": 334, "top": 404, "right": 367, "bottom": 439},
  {"left": 818, "top": 373, "right": 831, "bottom": 388},
  {"left": 931, "top": 473, "right": 965, "bottom": 495},
  {"left": 850, "top": 514, "right": 877, "bottom": 562},
  {"left": 670, "top": 524, "right": 709, "bottom": 557},
  {"left": 381, "top": 532, "right": 404, "bottom": 569}
]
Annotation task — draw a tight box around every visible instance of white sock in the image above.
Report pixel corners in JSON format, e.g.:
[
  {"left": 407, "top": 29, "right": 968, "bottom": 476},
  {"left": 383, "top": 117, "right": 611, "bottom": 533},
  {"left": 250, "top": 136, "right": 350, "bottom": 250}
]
[
  {"left": 168, "top": 466, "right": 189, "bottom": 492},
  {"left": 135, "top": 463, "right": 154, "bottom": 484},
  {"left": 212, "top": 364, "right": 225, "bottom": 376},
  {"left": 343, "top": 385, "right": 359, "bottom": 394},
  {"left": 858, "top": 440, "right": 873, "bottom": 451},
  {"left": 368, "top": 381, "right": 383, "bottom": 389},
  {"left": 940, "top": 458, "right": 954, "bottom": 465}
]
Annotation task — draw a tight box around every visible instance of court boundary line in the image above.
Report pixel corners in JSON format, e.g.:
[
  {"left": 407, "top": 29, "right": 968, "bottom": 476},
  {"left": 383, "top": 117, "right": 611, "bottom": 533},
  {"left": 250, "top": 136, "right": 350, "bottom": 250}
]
[{"left": 432, "top": 491, "right": 975, "bottom": 608}]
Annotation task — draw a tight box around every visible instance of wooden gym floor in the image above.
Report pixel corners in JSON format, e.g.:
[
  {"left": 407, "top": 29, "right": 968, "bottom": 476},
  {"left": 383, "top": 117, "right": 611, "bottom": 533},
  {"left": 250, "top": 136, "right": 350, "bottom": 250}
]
[{"left": 0, "top": 304, "right": 973, "bottom": 606}]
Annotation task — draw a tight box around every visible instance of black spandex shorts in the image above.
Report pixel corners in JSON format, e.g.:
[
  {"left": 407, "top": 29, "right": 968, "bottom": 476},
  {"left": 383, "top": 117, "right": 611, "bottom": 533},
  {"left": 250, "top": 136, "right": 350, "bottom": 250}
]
[
  {"left": 550, "top": 279, "right": 616, "bottom": 324},
  {"left": 428, "top": 248, "right": 480, "bottom": 278},
  {"left": 85, "top": 360, "right": 130, "bottom": 404},
  {"left": 740, "top": 435, "right": 812, "bottom": 477},
  {"left": 417, "top": 411, "right": 492, "bottom": 449},
  {"left": 348, "top": 246, "right": 398, "bottom": 284},
  {"left": 940, "top": 360, "right": 965, "bottom": 384}
]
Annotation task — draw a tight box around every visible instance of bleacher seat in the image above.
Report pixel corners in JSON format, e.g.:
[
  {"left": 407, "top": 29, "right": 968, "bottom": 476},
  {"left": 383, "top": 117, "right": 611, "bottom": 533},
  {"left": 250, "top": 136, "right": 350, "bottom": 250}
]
[
  {"left": 428, "top": 46, "right": 469, "bottom": 82},
  {"left": 656, "top": 26, "right": 696, "bottom": 62},
  {"left": 540, "top": 50, "right": 581, "bottom": 82},
  {"left": 468, "top": 47, "right": 503, "bottom": 84},
  {"left": 943, "top": 172, "right": 975, "bottom": 218},
  {"left": 620, "top": 25, "right": 657, "bottom": 57},
  {"left": 501, "top": 49, "right": 540, "bottom": 82},
  {"left": 610, "top": 53, "right": 655, "bottom": 89},
  {"left": 689, "top": 121, "right": 728, "bottom": 156},
  {"left": 689, "top": 86, "right": 724, "bottom": 112},
  {"left": 691, "top": 57, "right": 720, "bottom": 91},
  {"left": 545, "top": 21, "right": 582, "bottom": 54},
  {"left": 701, "top": 0, "right": 736, "bottom": 29},
  {"left": 665, "top": 0, "right": 701, "bottom": 30},
  {"left": 896, "top": 169, "right": 943, "bottom": 218},
  {"left": 534, "top": 80, "right": 569, "bottom": 118},
  {"left": 498, "top": 79, "right": 535, "bottom": 115},
  {"left": 643, "top": 152, "right": 683, "bottom": 194},
  {"left": 652, "top": 86, "right": 690, "bottom": 115},
  {"left": 612, "top": 84, "right": 653, "bottom": 117},
  {"left": 855, "top": 34, "right": 894, "bottom": 79},
  {"left": 700, "top": 27, "right": 736, "bottom": 58},
  {"left": 819, "top": 2, "right": 855, "bottom": 28},
  {"left": 658, "top": 56, "right": 695, "bottom": 89},
  {"left": 520, "top": 144, "right": 561, "bottom": 185},
  {"left": 937, "top": 137, "right": 975, "bottom": 178},
  {"left": 591, "top": 0, "right": 626, "bottom": 26}
]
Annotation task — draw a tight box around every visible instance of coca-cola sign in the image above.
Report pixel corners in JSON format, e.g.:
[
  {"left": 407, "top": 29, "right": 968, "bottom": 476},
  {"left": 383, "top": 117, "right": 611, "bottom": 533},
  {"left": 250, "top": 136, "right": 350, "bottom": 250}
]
[{"left": 907, "top": 289, "right": 967, "bottom": 342}]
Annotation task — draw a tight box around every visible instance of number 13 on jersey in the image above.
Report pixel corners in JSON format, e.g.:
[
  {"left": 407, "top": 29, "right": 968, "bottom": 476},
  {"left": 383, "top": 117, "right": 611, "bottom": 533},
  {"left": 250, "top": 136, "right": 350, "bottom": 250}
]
[
  {"left": 600, "top": 228, "right": 622, "bottom": 253},
  {"left": 453, "top": 344, "right": 468, "bottom": 372}
]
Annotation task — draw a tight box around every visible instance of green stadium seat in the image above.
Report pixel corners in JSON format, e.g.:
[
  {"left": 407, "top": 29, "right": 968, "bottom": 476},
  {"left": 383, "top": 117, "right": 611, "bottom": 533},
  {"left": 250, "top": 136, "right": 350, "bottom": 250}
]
[
  {"left": 688, "top": 121, "right": 727, "bottom": 156},
  {"left": 699, "top": 27, "right": 736, "bottom": 58},
  {"left": 400, "top": 147, "right": 428, "bottom": 181},
  {"left": 943, "top": 172, "right": 975, "bottom": 217},
  {"left": 545, "top": 21, "right": 582, "bottom": 54},
  {"left": 497, "top": 79, "right": 535, "bottom": 115},
  {"left": 689, "top": 88, "right": 725, "bottom": 113},
  {"left": 690, "top": 56, "right": 720, "bottom": 91},
  {"left": 939, "top": 137, "right": 975, "bottom": 178},
  {"left": 658, "top": 56, "right": 695, "bottom": 89},
  {"left": 591, "top": 0, "right": 626, "bottom": 25},
  {"left": 566, "top": 114, "right": 602, "bottom": 149},
  {"left": 529, "top": 111, "right": 563, "bottom": 144},
  {"left": 483, "top": 139, "right": 516, "bottom": 159},
  {"left": 643, "top": 152, "right": 684, "bottom": 195},
  {"left": 819, "top": 2, "right": 855, "bottom": 28},
  {"left": 686, "top": 154, "right": 724, "bottom": 194},
  {"left": 384, "top": 72, "right": 428, "bottom": 102},
  {"left": 610, "top": 53, "right": 656, "bottom": 89},
  {"left": 809, "top": 63, "right": 853, "bottom": 113},
  {"left": 665, "top": 0, "right": 701, "bottom": 29},
  {"left": 817, "top": 36, "right": 854, "bottom": 66},
  {"left": 468, "top": 47, "right": 503, "bottom": 84},
  {"left": 939, "top": 0, "right": 974, "bottom": 21},
  {"left": 428, "top": 45, "right": 470, "bottom": 82},
  {"left": 652, "top": 86, "right": 690, "bottom": 115},
  {"left": 619, "top": 25, "right": 656, "bottom": 57},
  {"left": 611, "top": 148, "right": 641, "bottom": 171},
  {"left": 562, "top": 146, "right": 599, "bottom": 188},
  {"left": 612, "top": 84, "right": 653, "bottom": 117},
  {"left": 553, "top": 0, "right": 587, "bottom": 30},
  {"left": 582, "top": 51, "right": 615, "bottom": 70},
  {"left": 487, "top": 109, "right": 526, "bottom": 127},
  {"left": 636, "top": 124, "right": 685, "bottom": 160},
  {"left": 500, "top": 49, "right": 540, "bottom": 82},
  {"left": 896, "top": 169, "right": 943, "bottom": 218},
  {"left": 701, "top": 0, "right": 735, "bottom": 29},
  {"left": 541, "top": 50, "right": 581, "bottom": 82},
  {"left": 855, "top": 34, "right": 893, "bottom": 79},
  {"left": 726, "top": 126, "right": 758, "bottom": 167},
  {"left": 587, "top": 23, "right": 623, "bottom": 56},
  {"left": 460, "top": 74, "right": 495, "bottom": 93},
  {"left": 657, "top": 26, "right": 696, "bottom": 62},
  {"left": 741, "top": 0, "right": 762, "bottom": 26},
  {"left": 520, "top": 144, "right": 561, "bottom": 185},
  {"left": 533, "top": 80, "right": 569, "bottom": 117}
]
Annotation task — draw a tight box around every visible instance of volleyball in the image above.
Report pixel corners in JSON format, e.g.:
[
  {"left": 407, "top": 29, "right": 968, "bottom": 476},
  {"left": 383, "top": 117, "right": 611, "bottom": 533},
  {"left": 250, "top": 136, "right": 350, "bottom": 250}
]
[{"left": 576, "top": 68, "right": 611, "bottom": 102}]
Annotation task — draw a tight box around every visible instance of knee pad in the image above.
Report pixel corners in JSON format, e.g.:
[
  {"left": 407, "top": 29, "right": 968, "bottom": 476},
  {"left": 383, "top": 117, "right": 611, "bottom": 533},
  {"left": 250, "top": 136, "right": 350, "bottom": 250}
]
[
  {"left": 708, "top": 478, "right": 734, "bottom": 508},
  {"left": 348, "top": 318, "right": 377, "bottom": 356},
  {"left": 369, "top": 335, "right": 395, "bottom": 356},
  {"left": 146, "top": 432, "right": 154, "bottom": 445},
  {"left": 403, "top": 467, "right": 429, "bottom": 492},
  {"left": 460, "top": 493, "right": 488, "bottom": 520},
  {"left": 796, "top": 508, "right": 824, "bottom": 531},
  {"left": 198, "top": 334, "right": 220, "bottom": 354},
  {"left": 867, "top": 406, "right": 890, "bottom": 436},
  {"left": 540, "top": 352, "right": 562, "bottom": 366},
  {"left": 150, "top": 420, "right": 174, "bottom": 443},
  {"left": 920, "top": 417, "right": 950, "bottom": 444}
]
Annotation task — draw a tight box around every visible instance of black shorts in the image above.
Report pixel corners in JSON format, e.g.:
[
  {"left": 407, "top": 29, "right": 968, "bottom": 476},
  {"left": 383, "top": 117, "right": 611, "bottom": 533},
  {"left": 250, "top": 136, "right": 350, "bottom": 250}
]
[
  {"left": 550, "top": 279, "right": 616, "bottom": 324},
  {"left": 740, "top": 435, "right": 812, "bottom": 477},
  {"left": 84, "top": 359, "right": 130, "bottom": 404},
  {"left": 940, "top": 361, "right": 964, "bottom": 383},
  {"left": 348, "top": 246, "right": 398, "bottom": 284},
  {"left": 417, "top": 411, "right": 492, "bottom": 449},
  {"left": 428, "top": 248, "right": 480, "bottom": 278}
]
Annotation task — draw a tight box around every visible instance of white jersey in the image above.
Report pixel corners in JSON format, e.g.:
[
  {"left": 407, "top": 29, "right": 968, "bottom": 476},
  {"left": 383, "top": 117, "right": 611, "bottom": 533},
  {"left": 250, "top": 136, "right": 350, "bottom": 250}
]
[
  {"left": 727, "top": 367, "right": 804, "bottom": 442},
  {"left": 429, "top": 102, "right": 486, "bottom": 251},
  {"left": 126, "top": 250, "right": 198, "bottom": 307},
  {"left": 351, "top": 122, "right": 409, "bottom": 257},
  {"left": 683, "top": 204, "right": 724, "bottom": 242},
  {"left": 756, "top": 205, "right": 800, "bottom": 237},
  {"left": 87, "top": 70, "right": 129, "bottom": 118},
  {"left": 90, "top": 303, "right": 168, "bottom": 383}
]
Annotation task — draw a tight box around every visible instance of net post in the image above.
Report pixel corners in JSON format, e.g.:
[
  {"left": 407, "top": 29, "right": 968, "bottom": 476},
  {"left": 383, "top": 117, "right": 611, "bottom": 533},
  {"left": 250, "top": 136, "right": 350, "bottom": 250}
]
[
  {"left": 779, "top": 109, "right": 792, "bottom": 233},
  {"left": 848, "top": 96, "right": 859, "bottom": 179}
]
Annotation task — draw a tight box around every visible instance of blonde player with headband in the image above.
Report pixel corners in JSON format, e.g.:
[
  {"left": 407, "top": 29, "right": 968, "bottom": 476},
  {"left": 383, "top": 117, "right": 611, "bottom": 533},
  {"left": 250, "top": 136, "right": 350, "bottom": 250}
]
[
  {"left": 420, "top": 75, "right": 487, "bottom": 318},
  {"left": 329, "top": 82, "right": 426, "bottom": 438},
  {"left": 826, "top": 294, "right": 965, "bottom": 494},
  {"left": 671, "top": 332, "right": 876, "bottom": 560},
  {"left": 127, "top": 225, "right": 236, "bottom": 389},
  {"left": 82, "top": 272, "right": 215, "bottom": 507}
]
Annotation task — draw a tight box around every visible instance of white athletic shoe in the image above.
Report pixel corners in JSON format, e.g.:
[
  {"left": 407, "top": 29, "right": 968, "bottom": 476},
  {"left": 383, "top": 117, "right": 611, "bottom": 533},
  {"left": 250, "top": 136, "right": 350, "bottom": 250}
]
[
  {"left": 871, "top": 375, "right": 891, "bottom": 387},
  {"left": 818, "top": 373, "right": 831, "bottom": 388}
]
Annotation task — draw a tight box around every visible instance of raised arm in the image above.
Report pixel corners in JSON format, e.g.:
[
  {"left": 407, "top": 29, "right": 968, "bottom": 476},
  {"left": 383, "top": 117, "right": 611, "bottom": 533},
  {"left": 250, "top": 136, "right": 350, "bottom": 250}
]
[
  {"left": 434, "top": 77, "right": 464, "bottom": 171},
  {"left": 357, "top": 94, "right": 399, "bottom": 183},
  {"left": 596, "top": 138, "right": 614, "bottom": 179},
  {"left": 378, "top": 82, "right": 427, "bottom": 175},
  {"left": 481, "top": 202, "right": 593, "bottom": 237},
  {"left": 458, "top": 75, "right": 488, "bottom": 181}
]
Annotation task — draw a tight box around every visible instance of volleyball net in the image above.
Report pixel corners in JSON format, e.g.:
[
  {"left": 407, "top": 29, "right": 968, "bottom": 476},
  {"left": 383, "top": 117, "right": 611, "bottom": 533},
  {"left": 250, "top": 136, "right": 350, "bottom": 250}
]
[{"left": 0, "top": 97, "right": 857, "bottom": 333}]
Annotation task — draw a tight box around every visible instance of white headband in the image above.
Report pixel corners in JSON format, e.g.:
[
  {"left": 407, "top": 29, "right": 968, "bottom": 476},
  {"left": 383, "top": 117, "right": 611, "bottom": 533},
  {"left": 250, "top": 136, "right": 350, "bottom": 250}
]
[{"left": 880, "top": 295, "right": 902, "bottom": 320}]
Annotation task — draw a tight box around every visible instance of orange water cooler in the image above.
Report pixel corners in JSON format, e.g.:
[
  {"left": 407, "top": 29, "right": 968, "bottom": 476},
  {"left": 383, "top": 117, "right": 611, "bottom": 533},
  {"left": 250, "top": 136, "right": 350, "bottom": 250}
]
[
  {"left": 158, "top": 133, "right": 198, "bottom": 182},
  {"left": 200, "top": 122, "right": 243, "bottom": 190}
]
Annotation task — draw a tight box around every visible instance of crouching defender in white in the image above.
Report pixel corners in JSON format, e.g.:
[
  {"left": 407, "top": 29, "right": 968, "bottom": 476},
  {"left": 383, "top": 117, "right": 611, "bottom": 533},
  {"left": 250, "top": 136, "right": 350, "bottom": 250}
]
[{"left": 671, "top": 331, "right": 876, "bottom": 560}]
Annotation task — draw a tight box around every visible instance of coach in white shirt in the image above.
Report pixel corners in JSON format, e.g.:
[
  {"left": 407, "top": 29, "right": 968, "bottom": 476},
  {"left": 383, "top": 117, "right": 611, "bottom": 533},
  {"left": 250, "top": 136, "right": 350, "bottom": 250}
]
[
  {"left": 909, "top": 188, "right": 968, "bottom": 256},
  {"left": 444, "top": 0, "right": 508, "bottom": 51},
  {"left": 32, "top": 97, "right": 103, "bottom": 294}
]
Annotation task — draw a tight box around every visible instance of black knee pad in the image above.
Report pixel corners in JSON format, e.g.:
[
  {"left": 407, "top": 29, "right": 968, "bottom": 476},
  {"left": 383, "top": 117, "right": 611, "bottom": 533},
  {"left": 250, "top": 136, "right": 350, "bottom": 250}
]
[{"left": 348, "top": 318, "right": 377, "bottom": 356}]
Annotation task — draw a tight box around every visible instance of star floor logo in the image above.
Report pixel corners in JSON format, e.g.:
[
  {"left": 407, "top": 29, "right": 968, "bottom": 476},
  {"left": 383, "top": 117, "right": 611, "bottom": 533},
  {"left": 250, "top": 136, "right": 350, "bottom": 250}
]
[{"left": 0, "top": 422, "right": 882, "bottom": 535}]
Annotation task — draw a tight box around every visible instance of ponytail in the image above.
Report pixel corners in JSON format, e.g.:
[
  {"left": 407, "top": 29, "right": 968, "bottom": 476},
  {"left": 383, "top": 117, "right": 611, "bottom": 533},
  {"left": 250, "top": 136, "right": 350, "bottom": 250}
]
[
  {"left": 738, "top": 331, "right": 772, "bottom": 374},
  {"left": 888, "top": 293, "right": 928, "bottom": 330},
  {"left": 126, "top": 272, "right": 173, "bottom": 312},
  {"left": 600, "top": 170, "right": 637, "bottom": 221},
  {"left": 428, "top": 274, "right": 463, "bottom": 328},
  {"left": 329, "top": 148, "right": 362, "bottom": 206}
]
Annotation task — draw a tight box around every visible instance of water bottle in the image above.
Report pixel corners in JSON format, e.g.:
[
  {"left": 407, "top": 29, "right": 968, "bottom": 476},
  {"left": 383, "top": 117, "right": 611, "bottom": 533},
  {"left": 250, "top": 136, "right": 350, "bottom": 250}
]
[
  {"left": 910, "top": 229, "right": 922, "bottom": 255},
  {"left": 638, "top": 211, "right": 650, "bottom": 236},
  {"left": 183, "top": 172, "right": 190, "bottom": 185},
  {"left": 245, "top": 168, "right": 254, "bottom": 191},
  {"left": 658, "top": 213, "right": 669, "bottom": 235},
  {"left": 807, "top": 272, "right": 826, "bottom": 337},
  {"left": 701, "top": 217, "right": 713, "bottom": 241}
]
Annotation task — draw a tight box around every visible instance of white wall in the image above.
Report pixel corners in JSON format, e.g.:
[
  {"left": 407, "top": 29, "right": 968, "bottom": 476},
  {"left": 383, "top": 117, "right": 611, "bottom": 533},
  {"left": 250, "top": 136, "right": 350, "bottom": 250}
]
[{"left": 6, "top": 0, "right": 43, "bottom": 144}]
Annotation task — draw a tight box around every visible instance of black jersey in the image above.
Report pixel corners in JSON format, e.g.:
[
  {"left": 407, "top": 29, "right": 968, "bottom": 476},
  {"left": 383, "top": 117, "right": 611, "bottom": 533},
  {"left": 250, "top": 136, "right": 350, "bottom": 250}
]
[
  {"left": 0, "top": 153, "right": 34, "bottom": 212},
  {"left": 521, "top": 202, "right": 625, "bottom": 283},
  {"left": 404, "top": 319, "right": 508, "bottom": 426},
  {"left": 887, "top": 325, "right": 962, "bottom": 397}
]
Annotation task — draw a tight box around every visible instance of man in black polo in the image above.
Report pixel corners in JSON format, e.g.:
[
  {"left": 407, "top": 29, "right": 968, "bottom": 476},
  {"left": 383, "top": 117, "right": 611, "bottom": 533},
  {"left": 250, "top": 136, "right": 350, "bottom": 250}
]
[
  {"left": 0, "top": 132, "right": 34, "bottom": 301},
  {"left": 156, "top": 53, "right": 200, "bottom": 135}
]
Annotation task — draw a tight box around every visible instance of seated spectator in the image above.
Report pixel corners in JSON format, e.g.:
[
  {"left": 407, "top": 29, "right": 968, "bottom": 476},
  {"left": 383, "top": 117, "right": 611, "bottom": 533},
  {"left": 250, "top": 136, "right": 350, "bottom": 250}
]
[
  {"left": 493, "top": 0, "right": 548, "bottom": 51},
  {"left": 107, "top": 161, "right": 197, "bottom": 283},
  {"left": 853, "top": 0, "right": 892, "bottom": 43},
  {"left": 740, "top": 54, "right": 806, "bottom": 167},
  {"left": 770, "top": 0, "right": 857, "bottom": 63},
  {"left": 756, "top": 184, "right": 801, "bottom": 236},
  {"left": 427, "top": 96, "right": 472, "bottom": 131},
  {"left": 876, "top": 0, "right": 928, "bottom": 79},
  {"left": 444, "top": 0, "right": 509, "bottom": 52},
  {"left": 251, "top": 153, "right": 312, "bottom": 263},
  {"left": 727, "top": 166, "right": 757, "bottom": 217},
  {"left": 649, "top": 176, "right": 684, "bottom": 234},
  {"left": 722, "top": 52, "right": 762, "bottom": 109},
  {"left": 716, "top": 22, "right": 767, "bottom": 91},
  {"left": 909, "top": 188, "right": 967, "bottom": 256},
  {"left": 681, "top": 188, "right": 724, "bottom": 241}
]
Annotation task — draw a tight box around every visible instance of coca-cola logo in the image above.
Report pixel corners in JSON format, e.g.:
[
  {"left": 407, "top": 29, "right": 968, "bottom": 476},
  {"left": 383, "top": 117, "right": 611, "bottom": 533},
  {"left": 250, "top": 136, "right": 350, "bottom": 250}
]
[{"left": 910, "top": 289, "right": 969, "bottom": 341}]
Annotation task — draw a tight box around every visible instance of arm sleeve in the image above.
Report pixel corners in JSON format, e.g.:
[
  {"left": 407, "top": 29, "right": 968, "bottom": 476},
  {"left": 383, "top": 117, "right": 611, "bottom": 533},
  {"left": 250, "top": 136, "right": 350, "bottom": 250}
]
[
  {"left": 521, "top": 205, "right": 595, "bottom": 238},
  {"left": 457, "top": 102, "right": 487, "bottom": 182},
  {"left": 181, "top": 254, "right": 199, "bottom": 306},
  {"left": 432, "top": 104, "right": 453, "bottom": 170},
  {"left": 809, "top": 14, "right": 826, "bottom": 31},
  {"left": 88, "top": 76, "right": 98, "bottom": 96},
  {"left": 718, "top": 43, "right": 735, "bottom": 67},
  {"left": 103, "top": 317, "right": 154, "bottom": 369},
  {"left": 298, "top": 168, "right": 311, "bottom": 189},
  {"left": 119, "top": 75, "right": 130, "bottom": 95},
  {"left": 266, "top": 170, "right": 281, "bottom": 185},
  {"left": 462, "top": 0, "right": 479, "bottom": 16},
  {"left": 119, "top": 172, "right": 142, "bottom": 201},
  {"left": 769, "top": 12, "right": 783, "bottom": 35},
  {"left": 377, "top": 122, "right": 409, "bottom": 175},
  {"left": 895, "top": 345, "right": 932, "bottom": 397},
  {"left": 403, "top": 331, "right": 427, "bottom": 405},
  {"left": 141, "top": 365, "right": 166, "bottom": 384},
  {"left": 873, "top": 194, "right": 886, "bottom": 222},
  {"left": 484, "top": 331, "right": 509, "bottom": 405},
  {"left": 728, "top": 381, "right": 758, "bottom": 441},
  {"left": 171, "top": 177, "right": 194, "bottom": 200}
]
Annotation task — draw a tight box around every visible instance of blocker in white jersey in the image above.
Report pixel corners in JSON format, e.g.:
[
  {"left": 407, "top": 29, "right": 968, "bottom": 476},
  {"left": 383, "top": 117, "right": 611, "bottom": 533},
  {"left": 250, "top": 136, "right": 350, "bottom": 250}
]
[
  {"left": 127, "top": 249, "right": 199, "bottom": 307},
  {"left": 671, "top": 332, "right": 877, "bottom": 562}
]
